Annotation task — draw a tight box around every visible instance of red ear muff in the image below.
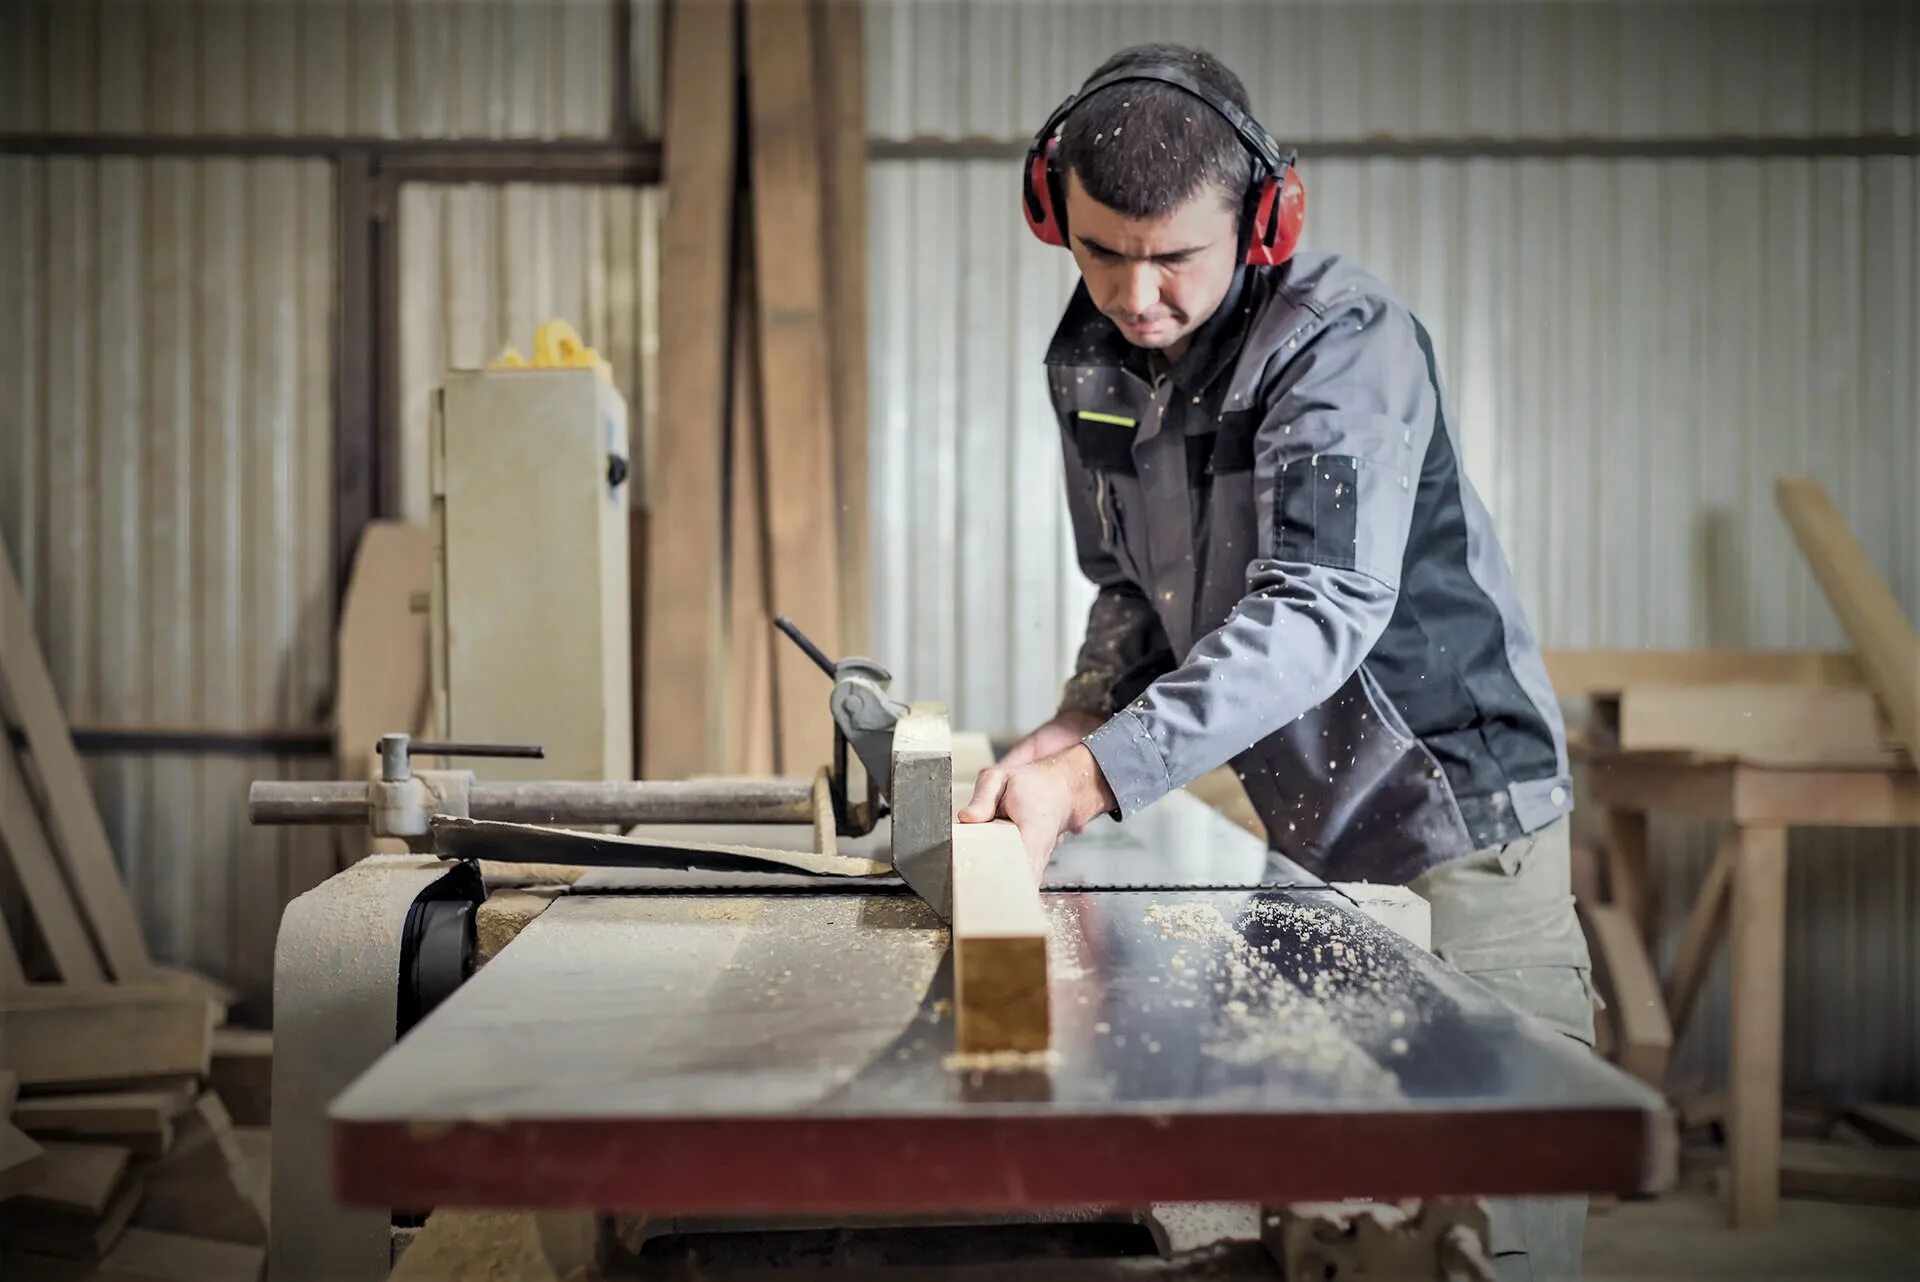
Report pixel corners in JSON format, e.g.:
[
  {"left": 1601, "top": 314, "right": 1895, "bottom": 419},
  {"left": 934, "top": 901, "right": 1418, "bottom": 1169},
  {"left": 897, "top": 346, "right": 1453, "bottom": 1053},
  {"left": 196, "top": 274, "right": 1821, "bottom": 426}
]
[
  {"left": 1244, "top": 163, "right": 1306, "bottom": 266},
  {"left": 1022, "top": 139, "right": 1067, "bottom": 247}
]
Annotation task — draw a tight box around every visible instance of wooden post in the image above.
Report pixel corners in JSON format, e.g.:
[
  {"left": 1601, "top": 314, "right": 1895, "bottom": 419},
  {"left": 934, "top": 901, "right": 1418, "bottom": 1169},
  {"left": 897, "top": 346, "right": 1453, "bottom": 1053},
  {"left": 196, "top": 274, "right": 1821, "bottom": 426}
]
[
  {"left": 745, "top": 0, "right": 843, "bottom": 776},
  {"left": 1728, "top": 824, "right": 1788, "bottom": 1229},
  {"left": 642, "top": 0, "right": 738, "bottom": 779}
]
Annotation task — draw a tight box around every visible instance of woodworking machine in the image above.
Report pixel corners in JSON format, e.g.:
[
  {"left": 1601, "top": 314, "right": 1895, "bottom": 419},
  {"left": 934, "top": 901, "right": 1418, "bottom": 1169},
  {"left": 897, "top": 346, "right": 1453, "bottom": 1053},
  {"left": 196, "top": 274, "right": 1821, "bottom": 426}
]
[{"left": 255, "top": 633, "right": 1670, "bottom": 1282}]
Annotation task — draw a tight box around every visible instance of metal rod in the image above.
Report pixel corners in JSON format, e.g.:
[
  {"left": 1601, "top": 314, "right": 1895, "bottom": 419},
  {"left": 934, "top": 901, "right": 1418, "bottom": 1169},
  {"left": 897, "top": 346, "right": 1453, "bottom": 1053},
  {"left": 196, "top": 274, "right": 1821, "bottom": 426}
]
[
  {"left": 248, "top": 778, "right": 818, "bottom": 827},
  {"left": 774, "top": 615, "right": 837, "bottom": 678},
  {"left": 410, "top": 741, "right": 548, "bottom": 759}
]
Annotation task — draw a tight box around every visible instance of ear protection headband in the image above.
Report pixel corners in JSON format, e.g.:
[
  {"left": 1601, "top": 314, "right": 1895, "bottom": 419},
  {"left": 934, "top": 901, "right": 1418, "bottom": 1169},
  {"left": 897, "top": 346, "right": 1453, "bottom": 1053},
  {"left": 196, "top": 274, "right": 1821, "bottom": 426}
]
[{"left": 1021, "top": 63, "right": 1307, "bottom": 267}]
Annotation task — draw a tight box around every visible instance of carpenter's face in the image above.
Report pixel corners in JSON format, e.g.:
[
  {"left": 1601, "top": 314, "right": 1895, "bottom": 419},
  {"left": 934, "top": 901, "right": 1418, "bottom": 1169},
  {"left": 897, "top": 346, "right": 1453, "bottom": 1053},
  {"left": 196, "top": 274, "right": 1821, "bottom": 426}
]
[{"left": 1064, "top": 170, "right": 1239, "bottom": 355}]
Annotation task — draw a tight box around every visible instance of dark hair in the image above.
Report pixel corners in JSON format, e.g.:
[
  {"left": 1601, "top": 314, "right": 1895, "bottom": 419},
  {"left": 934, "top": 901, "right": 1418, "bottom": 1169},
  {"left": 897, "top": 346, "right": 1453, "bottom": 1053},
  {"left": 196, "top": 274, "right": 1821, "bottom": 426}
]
[{"left": 1056, "top": 44, "right": 1255, "bottom": 221}]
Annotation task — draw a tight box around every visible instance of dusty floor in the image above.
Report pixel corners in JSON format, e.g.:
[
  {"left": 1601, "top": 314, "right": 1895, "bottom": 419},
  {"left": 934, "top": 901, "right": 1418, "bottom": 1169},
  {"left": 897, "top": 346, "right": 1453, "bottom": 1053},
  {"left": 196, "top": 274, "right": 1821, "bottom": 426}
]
[{"left": 1584, "top": 1191, "right": 1919, "bottom": 1281}]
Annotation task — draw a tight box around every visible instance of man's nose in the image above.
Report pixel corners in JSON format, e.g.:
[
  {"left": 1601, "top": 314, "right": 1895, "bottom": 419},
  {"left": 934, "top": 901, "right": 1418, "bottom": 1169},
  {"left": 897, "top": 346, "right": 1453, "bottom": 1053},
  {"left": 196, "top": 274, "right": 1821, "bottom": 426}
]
[{"left": 1114, "top": 263, "right": 1157, "bottom": 317}]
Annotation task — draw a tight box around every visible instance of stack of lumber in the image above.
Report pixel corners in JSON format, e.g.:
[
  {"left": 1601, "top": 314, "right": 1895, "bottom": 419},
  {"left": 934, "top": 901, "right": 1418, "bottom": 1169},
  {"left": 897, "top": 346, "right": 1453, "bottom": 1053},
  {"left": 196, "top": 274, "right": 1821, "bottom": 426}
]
[
  {"left": 643, "top": 0, "right": 869, "bottom": 783},
  {"left": 1, "top": 545, "right": 269, "bottom": 1277}
]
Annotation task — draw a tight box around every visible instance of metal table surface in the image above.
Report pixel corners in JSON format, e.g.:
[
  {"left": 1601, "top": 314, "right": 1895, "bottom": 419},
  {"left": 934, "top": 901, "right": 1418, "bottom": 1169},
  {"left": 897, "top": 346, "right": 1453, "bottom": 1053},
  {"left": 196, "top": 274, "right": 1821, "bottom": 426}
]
[{"left": 330, "top": 808, "right": 1669, "bottom": 1215}]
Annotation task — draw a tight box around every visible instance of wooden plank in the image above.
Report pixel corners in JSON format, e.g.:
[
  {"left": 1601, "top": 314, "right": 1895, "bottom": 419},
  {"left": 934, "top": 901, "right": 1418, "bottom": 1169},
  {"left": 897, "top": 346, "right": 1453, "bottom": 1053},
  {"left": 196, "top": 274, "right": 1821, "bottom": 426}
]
[
  {"left": 131, "top": 1094, "right": 267, "bottom": 1247},
  {"left": 0, "top": 1158, "right": 142, "bottom": 1259},
  {"left": 1727, "top": 825, "right": 1788, "bottom": 1229},
  {"left": 1603, "top": 807, "right": 1654, "bottom": 942},
  {"left": 1, "top": 985, "right": 214, "bottom": 1089},
  {"left": 0, "top": 733, "right": 106, "bottom": 981},
  {"left": 812, "top": 0, "right": 869, "bottom": 655},
  {"left": 0, "top": 907, "right": 26, "bottom": 987},
  {"left": 4, "top": 1141, "right": 131, "bottom": 1216},
  {"left": 746, "top": 0, "right": 843, "bottom": 776},
  {"left": 1578, "top": 902, "right": 1672, "bottom": 1088},
  {"left": 1664, "top": 829, "right": 1733, "bottom": 1038},
  {"left": 11, "top": 1087, "right": 188, "bottom": 1152},
  {"left": 1779, "top": 1139, "right": 1920, "bottom": 1207},
  {"left": 1776, "top": 476, "right": 1920, "bottom": 757},
  {"left": 1609, "top": 683, "right": 1898, "bottom": 762},
  {"left": 721, "top": 228, "right": 775, "bottom": 777},
  {"left": 333, "top": 520, "right": 432, "bottom": 863},
  {"left": 207, "top": 1027, "right": 273, "bottom": 1128},
  {"left": 1845, "top": 1103, "right": 1920, "bottom": 1147},
  {"left": 0, "top": 542, "right": 151, "bottom": 979},
  {"left": 1544, "top": 648, "right": 1863, "bottom": 697},
  {"left": 951, "top": 820, "right": 1051, "bottom": 1054},
  {"left": 0, "top": 1118, "right": 46, "bottom": 1199},
  {"left": 642, "top": 0, "right": 737, "bottom": 780}
]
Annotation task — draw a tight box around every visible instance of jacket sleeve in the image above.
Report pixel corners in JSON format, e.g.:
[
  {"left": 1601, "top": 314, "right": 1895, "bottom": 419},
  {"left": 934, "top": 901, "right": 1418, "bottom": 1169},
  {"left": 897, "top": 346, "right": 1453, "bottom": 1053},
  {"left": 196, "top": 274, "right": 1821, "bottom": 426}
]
[
  {"left": 1082, "top": 298, "right": 1435, "bottom": 817},
  {"left": 1056, "top": 404, "right": 1177, "bottom": 720}
]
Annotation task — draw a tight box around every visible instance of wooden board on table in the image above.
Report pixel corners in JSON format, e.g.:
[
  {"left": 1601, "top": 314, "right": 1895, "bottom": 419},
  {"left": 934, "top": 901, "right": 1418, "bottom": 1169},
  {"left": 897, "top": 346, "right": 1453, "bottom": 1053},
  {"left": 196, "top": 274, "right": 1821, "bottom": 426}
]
[
  {"left": 891, "top": 705, "right": 954, "bottom": 919},
  {"left": 1777, "top": 477, "right": 1920, "bottom": 758},
  {"left": 0, "top": 542, "right": 151, "bottom": 981},
  {"left": 1600, "top": 683, "right": 1900, "bottom": 764},
  {"left": 1543, "top": 648, "right": 1864, "bottom": 698},
  {"left": 0, "top": 734, "right": 106, "bottom": 982},
  {"left": 642, "top": 0, "right": 738, "bottom": 781},
  {"left": 746, "top": 0, "right": 843, "bottom": 777},
  {"left": 813, "top": 0, "right": 869, "bottom": 655},
  {"left": 951, "top": 819, "right": 1050, "bottom": 1054},
  {"left": 2, "top": 984, "right": 215, "bottom": 1089}
]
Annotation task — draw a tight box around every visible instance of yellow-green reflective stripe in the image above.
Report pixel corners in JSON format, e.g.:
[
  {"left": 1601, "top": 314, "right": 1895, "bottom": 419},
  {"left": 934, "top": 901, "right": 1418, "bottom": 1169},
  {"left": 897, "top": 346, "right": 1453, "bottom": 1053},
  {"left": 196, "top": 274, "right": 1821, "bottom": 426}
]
[{"left": 1076, "top": 410, "right": 1135, "bottom": 428}]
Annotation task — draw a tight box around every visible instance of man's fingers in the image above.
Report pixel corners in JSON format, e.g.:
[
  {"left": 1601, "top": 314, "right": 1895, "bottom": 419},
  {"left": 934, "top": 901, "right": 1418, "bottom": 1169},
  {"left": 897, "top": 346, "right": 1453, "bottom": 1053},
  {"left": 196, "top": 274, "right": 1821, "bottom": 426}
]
[{"left": 958, "top": 768, "right": 1009, "bottom": 823}]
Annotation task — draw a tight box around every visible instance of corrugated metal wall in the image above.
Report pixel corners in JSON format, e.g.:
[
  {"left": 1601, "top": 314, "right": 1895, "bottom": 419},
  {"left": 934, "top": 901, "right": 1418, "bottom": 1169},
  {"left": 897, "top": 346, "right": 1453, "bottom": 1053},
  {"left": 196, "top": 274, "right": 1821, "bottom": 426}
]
[
  {"left": 0, "top": 154, "right": 337, "bottom": 1000},
  {"left": 0, "top": 0, "right": 661, "bottom": 137},
  {"left": 397, "top": 183, "right": 660, "bottom": 523},
  {"left": 866, "top": 0, "right": 1920, "bottom": 142},
  {"left": 865, "top": 1, "right": 1920, "bottom": 1103},
  {"left": 0, "top": 0, "right": 664, "bottom": 1012}
]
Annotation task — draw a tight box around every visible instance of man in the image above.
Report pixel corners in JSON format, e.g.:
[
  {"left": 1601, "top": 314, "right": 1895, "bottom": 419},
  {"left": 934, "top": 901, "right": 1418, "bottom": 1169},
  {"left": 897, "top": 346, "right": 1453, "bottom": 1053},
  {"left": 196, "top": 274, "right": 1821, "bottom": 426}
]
[{"left": 957, "top": 43, "right": 1596, "bottom": 1281}]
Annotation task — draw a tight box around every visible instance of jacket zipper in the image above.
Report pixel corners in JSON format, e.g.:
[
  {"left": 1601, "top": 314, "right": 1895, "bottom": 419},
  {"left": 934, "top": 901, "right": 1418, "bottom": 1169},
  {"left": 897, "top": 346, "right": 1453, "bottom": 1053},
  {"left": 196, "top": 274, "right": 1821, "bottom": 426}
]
[{"left": 1095, "top": 470, "right": 1115, "bottom": 549}]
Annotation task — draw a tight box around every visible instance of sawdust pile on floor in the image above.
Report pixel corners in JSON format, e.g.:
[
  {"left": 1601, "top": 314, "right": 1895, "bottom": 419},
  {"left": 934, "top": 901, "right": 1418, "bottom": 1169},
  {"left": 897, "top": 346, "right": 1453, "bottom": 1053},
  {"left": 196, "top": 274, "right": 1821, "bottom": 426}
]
[{"left": 1144, "top": 897, "right": 1407, "bottom": 1096}]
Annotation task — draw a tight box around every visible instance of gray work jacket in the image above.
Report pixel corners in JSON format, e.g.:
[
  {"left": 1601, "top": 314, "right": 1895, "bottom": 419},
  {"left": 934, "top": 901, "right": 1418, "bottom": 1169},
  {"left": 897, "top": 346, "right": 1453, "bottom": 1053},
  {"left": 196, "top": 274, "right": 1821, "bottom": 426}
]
[{"left": 1053, "top": 253, "right": 1572, "bottom": 885}]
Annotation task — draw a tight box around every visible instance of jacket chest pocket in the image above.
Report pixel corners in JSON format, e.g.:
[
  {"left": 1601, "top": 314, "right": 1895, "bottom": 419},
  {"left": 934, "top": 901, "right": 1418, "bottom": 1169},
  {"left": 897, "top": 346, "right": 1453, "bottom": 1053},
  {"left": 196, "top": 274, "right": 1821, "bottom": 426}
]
[{"left": 1073, "top": 413, "right": 1148, "bottom": 585}]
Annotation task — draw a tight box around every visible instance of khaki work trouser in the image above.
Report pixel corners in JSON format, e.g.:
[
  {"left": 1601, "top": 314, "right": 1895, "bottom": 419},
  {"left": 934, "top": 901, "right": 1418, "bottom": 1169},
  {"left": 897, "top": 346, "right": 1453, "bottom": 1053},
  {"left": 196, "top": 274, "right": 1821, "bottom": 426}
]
[{"left": 1411, "top": 815, "right": 1599, "bottom": 1282}]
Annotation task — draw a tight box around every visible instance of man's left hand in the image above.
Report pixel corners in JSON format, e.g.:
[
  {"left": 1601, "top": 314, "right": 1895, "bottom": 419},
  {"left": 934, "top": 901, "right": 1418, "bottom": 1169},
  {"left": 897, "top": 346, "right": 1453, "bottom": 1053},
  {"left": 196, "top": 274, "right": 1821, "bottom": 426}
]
[{"left": 958, "top": 744, "right": 1118, "bottom": 882}]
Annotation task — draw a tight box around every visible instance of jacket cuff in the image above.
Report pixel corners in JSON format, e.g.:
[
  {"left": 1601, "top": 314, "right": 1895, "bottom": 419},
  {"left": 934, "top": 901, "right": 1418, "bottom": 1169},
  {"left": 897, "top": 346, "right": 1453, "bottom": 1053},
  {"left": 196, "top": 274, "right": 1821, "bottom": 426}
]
[{"left": 1083, "top": 709, "right": 1173, "bottom": 820}]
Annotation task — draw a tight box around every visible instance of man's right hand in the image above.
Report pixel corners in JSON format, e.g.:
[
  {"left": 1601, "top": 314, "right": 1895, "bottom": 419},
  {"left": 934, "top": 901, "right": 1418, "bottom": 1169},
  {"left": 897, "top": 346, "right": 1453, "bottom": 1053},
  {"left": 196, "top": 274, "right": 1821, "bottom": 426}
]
[{"left": 997, "top": 709, "right": 1104, "bottom": 770}]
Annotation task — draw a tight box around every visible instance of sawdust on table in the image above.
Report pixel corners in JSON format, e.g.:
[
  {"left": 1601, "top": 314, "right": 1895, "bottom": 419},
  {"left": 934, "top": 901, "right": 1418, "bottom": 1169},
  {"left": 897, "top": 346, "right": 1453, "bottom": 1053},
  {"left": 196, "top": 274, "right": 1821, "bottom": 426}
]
[
  {"left": 1141, "top": 897, "right": 1408, "bottom": 1096},
  {"left": 942, "top": 1048, "right": 1063, "bottom": 1075}
]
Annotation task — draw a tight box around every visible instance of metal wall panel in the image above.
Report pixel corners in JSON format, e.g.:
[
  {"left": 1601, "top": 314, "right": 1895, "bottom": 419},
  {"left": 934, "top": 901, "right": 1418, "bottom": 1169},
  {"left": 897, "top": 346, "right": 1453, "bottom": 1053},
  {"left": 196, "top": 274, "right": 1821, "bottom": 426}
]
[
  {"left": 395, "top": 181, "right": 660, "bottom": 523},
  {"left": 0, "top": 0, "right": 661, "bottom": 139},
  {"left": 865, "top": 0, "right": 1920, "bottom": 143},
  {"left": 867, "top": 143, "right": 1920, "bottom": 1100},
  {"left": 0, "top": 156, "right": 336, "bottom": 1014}
]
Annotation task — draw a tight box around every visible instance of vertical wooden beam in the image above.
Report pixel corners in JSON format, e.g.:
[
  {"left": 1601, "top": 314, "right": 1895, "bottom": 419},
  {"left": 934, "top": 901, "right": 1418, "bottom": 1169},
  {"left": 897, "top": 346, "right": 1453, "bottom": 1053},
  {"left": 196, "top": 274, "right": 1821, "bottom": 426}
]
[
  {"left": 812, "top": 0, "right": 869, "bottom": 654},
  {"left": 643, "top": 0, "right": 738, "bottom": 779},
  {"left": 722, "top": 211, "right": 775, "bottom": 776},
  {"left": 1728, "top": 824, "right": 1787, "bottom": 1229},
  {"left": 333, "top": 149, "right": 379, "bottom": 601},
  {"left": 745, "top": 0, "right": 842, "bottom": 775},
  {"left": 1776, "top": 476, "right": 1920, "bottom": 758},
  {"left": 1604, "top": 807, "right": 1654, "bottom": 943}
]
